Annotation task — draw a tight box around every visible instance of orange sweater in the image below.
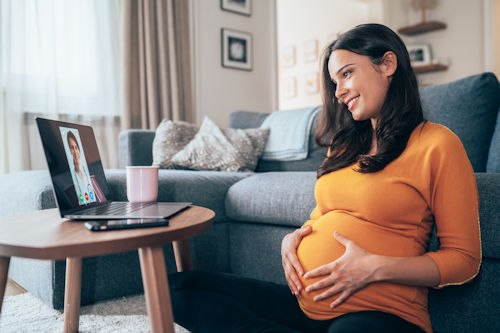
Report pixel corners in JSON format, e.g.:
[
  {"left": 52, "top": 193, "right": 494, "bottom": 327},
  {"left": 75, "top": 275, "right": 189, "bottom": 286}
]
[{"left": 296, "top": 122, "right": 481, "bottom": 333}]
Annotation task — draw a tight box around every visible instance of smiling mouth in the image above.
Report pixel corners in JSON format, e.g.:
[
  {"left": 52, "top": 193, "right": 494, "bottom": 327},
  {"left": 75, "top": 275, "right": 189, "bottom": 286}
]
[{"left": 346, "top": 96, "right": 359, "bottom": 110}]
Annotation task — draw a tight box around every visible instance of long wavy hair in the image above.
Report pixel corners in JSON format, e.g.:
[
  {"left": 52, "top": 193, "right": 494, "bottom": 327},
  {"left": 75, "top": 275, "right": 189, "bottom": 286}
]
[{"left": 316, "top": 23, "right": 424, "bottom": 178}]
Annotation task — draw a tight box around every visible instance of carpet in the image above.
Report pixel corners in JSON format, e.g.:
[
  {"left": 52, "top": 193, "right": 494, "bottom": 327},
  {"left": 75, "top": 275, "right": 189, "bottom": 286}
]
[{"left": 0, "top": 293, "right": 190, "bottom": 332}]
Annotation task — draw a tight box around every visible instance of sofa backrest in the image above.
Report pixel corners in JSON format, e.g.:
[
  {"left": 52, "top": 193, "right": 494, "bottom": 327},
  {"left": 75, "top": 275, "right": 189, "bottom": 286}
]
[
  {"left": 420, "top": 72, "right": 500, "bottom": 172},
  {"left": 118, "top": 129, "right": 156, "bottom": 168}
]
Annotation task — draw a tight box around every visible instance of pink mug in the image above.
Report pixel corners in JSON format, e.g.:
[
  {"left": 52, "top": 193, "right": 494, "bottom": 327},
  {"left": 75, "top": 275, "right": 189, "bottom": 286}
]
[{"left": 126, "top": 166, "right": 159, "bottom": 203}]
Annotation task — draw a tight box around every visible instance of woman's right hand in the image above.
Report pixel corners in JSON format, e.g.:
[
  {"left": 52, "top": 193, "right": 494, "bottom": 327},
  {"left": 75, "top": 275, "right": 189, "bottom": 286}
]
[{"left": 281, "top": 225, "right": 312, "bottom": 295}]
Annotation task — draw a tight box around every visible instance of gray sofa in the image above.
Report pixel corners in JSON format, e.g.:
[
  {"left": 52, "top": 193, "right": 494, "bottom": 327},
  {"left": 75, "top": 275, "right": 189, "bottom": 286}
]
[{"left": 1, "top": 72, "right": 499, "bottom": 332}]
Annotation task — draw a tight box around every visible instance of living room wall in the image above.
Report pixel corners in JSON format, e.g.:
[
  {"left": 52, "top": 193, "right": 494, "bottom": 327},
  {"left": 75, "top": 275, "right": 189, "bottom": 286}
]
[
  {"left": 190, "top": 0, "right": 277, "bottom": 127},
  {"left": 276, "top": 0, "right": 384, "bottom": 110},
  {"left": 385, "top": 0, "right": 492, "bottom": 86},
  {"left": 190, "top": 0, "right": 496, "bottom": 126},
  {"left": 276, "top": 0, "right": 496, "bottom": 109}
]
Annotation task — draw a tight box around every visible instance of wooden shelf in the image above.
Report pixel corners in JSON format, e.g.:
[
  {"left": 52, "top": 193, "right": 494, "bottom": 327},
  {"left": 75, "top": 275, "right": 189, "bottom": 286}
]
[
  {"left": 413, "top": 63, "right": 448, "bottom": 74},
  {"left": 398, "top": 21, "right": 447, "bottom": 35}
]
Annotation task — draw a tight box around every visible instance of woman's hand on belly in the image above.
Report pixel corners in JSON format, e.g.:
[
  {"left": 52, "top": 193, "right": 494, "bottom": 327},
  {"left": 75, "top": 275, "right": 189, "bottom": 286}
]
[
  {"left": 281, "top": 225, "right": 313, "bottom": 295},
  {"left": 303, "top": 232, "right": 378, "bottom": 308}
]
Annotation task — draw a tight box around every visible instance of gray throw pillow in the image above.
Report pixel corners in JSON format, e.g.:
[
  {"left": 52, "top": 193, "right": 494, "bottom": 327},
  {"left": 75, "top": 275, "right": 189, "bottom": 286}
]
[
  {"left": 171, "top": 117, "right": 269, "bottom": 172},
  {"left": 152, "top": 120, "right": 199, "bottom": 168}
]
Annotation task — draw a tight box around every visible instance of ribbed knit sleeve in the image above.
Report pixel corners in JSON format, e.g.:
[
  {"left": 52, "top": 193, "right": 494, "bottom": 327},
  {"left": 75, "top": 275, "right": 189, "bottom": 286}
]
[{"left": 424, "top": 128, "right": 482, "bottom": 288}]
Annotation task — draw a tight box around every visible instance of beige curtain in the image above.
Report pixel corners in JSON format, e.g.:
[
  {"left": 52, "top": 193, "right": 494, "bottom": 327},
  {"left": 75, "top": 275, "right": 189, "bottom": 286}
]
[{"left": 122, "top": 0, "right": 193, "bottom": 130}]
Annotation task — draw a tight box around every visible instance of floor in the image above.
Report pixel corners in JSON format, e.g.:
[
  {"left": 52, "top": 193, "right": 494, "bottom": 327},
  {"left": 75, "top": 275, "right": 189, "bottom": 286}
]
[{"left": 5, "top": 279, "right": 27, "bottom": 296}]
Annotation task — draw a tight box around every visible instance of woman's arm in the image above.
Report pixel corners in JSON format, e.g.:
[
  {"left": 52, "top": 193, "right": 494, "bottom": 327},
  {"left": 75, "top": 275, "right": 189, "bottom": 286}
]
[{"left": 303, "top": 232, "right": 440, "bottom": 308}]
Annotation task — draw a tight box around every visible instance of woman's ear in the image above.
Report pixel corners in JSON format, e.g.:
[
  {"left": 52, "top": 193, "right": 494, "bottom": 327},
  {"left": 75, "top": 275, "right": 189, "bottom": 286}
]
[{"left": 381, "top": 51, "right": 397, "bottom": 77}]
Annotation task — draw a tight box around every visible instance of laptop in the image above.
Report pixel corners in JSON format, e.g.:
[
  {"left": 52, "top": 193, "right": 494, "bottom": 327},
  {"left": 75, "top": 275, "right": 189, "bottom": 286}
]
[{"left": 36, "top": 117, "right": 191, "bottom": 220}]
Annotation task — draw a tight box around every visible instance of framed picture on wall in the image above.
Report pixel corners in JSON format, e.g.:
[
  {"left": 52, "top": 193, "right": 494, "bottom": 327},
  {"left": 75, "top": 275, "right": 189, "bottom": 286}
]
[
  {"left": 221, "top": 28, "right": 252, "bottom": 71},
  {"left": 407, "top": 44, "right": 432, "bottom": 66},
  {"left": 305, "top": 72, "right": 319, "bottom": 95},
  {"left": 284, "top": 77, "right": 297, "bottom": 99},
  {"left": 220, "top": 0, "right": 251, "bottom": 16},
  {"left": 304, "top": 39, "right": 319, "bottom": 63},
  {"left": 282, "top": 45, "right": 296, "bottom": 68}
]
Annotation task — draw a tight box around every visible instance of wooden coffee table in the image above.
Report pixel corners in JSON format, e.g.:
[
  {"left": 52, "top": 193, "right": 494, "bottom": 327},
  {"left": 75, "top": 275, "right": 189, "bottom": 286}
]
[{"left": 0, "top": 206, "right": 214, "bottom": 333}]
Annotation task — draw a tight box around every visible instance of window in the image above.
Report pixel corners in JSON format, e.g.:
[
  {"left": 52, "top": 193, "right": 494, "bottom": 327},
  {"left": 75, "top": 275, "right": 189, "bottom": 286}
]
[{"left": 0, "top": 0, "right": 120, "bottom": 116}]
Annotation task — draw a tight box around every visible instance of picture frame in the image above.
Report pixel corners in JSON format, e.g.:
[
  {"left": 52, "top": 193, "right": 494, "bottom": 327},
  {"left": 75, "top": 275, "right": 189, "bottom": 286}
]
[
  {"left": 221, "top": 28, "right": 252, "bottom": 71},
  {"left": 284, "top": 77, "right": 297, "bottom": 99},
  {"left": 305, "top": 72, "right": 319, "bottom": 95},
  {"left": 304, "top": 39, "right": 319, "bottom": 63},
  {"left": 282, "top": 45, "right": 296, "bottom": 68},
  {"left": 407, "top": 44, "right": 432, "bottom": 66},
  {"left": 220, "top": 0, "right": 251, "bottom": 16}
]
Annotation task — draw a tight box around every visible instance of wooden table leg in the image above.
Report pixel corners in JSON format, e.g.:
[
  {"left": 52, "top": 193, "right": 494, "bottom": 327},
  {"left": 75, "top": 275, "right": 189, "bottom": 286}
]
[
  {"left": 63, "top": 257, "right": 82, "bottom": 333},
  {"left": 172, "top": 239, "right": 193, "bottom": 272},
  {"left": 138, "top": 246, "right": 175, "bottom": 333},
  {"left": 0, "top": 256, "right": 10, "bottom": 314}
]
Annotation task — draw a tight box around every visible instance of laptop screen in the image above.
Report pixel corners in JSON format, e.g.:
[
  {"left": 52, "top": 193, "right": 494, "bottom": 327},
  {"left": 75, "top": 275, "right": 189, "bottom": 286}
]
[{"left": 36, "top": 117, "right": 111, "bottom": 213}]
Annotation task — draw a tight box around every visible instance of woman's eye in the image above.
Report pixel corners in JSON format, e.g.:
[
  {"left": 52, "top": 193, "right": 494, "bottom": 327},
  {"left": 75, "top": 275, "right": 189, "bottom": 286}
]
[{"left": 343, "top": 70, "right": 352, "bottom": 78}]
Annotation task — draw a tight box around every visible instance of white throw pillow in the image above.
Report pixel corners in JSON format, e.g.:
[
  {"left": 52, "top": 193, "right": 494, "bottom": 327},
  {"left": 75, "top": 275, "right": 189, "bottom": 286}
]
[
  {"left": 170, "top": 117, "right": 269, "bottom": 172},
  {"left": 152, "top": 120, "right": 199, "bottom": 168}
]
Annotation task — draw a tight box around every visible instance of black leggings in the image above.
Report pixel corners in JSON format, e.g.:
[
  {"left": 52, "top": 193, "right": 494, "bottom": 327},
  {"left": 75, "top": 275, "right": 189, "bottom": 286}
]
[{"left": 169, "top": 271, "right": 425, "bottom": 333}]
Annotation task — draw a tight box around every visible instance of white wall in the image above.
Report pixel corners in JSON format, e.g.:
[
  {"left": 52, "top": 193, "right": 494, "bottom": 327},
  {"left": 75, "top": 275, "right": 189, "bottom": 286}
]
[
  {"left": 494, "top": 0, "right": 500, "bottom": 78},
  {"left": 391, "top": 0, "right": 487, "bottom": 86},
  {"left": 190, "top": 0, "right": 495, "bottom": 126},
  {"left": 191, "top": 0, "right": 277, "bottom": 127},
  {"left": 277, "top": 0, "right": 495, "bottom": 106},
  {"left": 276, "top": 0, "right": 384, "bottom": 110}
]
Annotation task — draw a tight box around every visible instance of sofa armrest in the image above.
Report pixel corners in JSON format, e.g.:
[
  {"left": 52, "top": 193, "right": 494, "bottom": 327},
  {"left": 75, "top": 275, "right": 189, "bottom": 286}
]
[
  {"left": 118, "top": 129, "right": 156, "bottom": 168},
  {"left": 0, "top": 170, "right": 56, "bottom": 216}
]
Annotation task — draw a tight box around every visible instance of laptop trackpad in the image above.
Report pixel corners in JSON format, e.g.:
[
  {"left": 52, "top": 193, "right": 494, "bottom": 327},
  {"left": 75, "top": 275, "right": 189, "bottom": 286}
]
[{"left": 127, "top": 202, "right": 192, "bottom": 219}]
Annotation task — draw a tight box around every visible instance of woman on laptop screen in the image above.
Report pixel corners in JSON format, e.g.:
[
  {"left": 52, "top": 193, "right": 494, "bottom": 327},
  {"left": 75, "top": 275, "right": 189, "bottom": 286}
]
[{"left": 61, "top": 128, "right": 97, "bottom": 206}]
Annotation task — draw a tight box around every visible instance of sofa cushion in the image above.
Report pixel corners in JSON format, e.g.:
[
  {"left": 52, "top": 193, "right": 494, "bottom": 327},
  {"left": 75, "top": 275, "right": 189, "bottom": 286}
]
[
  {"left": 420, "top": 72, "right": 500, "bottom": 172},
  {"left": 475, "top": 173, "right": 500, "bottom": 259},
  {"left": 152, "top": 120, "right": 199, "bottom": 169},
  {"left": 225, "top": 172, "right": 316, "bottom": 227},
  {"left": 0, "top": 170, "right": 56, "bottom": 215},
  {"left": 171, "top": 117, "right": 269, "bottom": 172},
  {"left": 105, "top": 169, "right": 251, "bottom": 223},
  {"left": 119, "top": 130, "right": 156, "bottom": 168},
  {"left": 229, "top": 111, "right": 327, "bottom": 172},
  {"left": 486, "top": 107, "right": 500, "bottom": 173},
  {"left": 428, "top": 258, "right": 499, "bottom": 333}
]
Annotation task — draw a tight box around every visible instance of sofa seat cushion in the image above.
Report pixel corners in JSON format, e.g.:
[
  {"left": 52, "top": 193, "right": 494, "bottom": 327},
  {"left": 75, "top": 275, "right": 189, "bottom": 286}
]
[
  {"left": 105, "top": 169, "right": 251, "bottom": 223},
  {"left": 225, "top": 172, "right": 316, "bottom": 227},
  {"left": 420, "top": 72, "right": 500, "bottom": 172}
]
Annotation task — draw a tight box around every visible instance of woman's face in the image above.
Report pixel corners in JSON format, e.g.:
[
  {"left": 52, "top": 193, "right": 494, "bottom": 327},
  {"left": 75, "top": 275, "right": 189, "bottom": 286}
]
[
  {"left": 328, "top": 49, "right": 395, "bottom": 126},
  {"left": 68, "top": 137, "right": 81, "bottom": 167}
]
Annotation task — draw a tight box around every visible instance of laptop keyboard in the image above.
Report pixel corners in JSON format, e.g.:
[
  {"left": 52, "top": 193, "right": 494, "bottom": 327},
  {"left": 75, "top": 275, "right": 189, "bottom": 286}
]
[{"left": 78, "top": 202, "right": 154, "bottom": 216}]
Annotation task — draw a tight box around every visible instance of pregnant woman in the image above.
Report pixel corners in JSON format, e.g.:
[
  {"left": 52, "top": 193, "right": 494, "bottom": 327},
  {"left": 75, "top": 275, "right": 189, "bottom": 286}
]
[{"left": 168, "top": 24, "right": 481, "bottom": 333}]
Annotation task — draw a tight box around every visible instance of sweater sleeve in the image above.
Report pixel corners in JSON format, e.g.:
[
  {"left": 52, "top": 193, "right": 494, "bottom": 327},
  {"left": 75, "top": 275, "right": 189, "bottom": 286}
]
[{"left": 424, "top": 129, "right": 482, "bottom": 288}]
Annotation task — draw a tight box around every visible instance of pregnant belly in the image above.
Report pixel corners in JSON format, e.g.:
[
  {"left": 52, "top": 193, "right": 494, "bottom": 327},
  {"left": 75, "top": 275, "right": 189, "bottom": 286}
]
[{"left": 296, "top": 211, "right": 421, "bottom": 319}]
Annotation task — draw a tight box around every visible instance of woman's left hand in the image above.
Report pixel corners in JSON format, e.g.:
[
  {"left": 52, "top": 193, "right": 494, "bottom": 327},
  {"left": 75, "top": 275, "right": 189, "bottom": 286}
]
[{"left": 303, "top": 232, "right": 378, "bottom": 308}]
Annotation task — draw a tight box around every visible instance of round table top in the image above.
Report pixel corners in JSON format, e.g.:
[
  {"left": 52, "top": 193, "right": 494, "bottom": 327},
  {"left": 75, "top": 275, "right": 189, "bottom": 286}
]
[{"left": 0, "top": 206, "right": 214, "bottom": 260}]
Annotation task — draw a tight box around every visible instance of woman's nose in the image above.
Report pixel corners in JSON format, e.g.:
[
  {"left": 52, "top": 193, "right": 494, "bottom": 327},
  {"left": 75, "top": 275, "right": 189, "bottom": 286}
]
[{"left": 335, "top": 82, "right": 347, "bottom": 101}]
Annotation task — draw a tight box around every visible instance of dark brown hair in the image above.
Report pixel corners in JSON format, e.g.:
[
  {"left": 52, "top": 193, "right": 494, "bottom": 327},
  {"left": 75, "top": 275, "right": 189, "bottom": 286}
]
[
  {"left": 67, "top": 131, "right": 79, "bottom": 150},
  {"left": 316, "top": 24, "right": 424, "bottom": 178}
]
